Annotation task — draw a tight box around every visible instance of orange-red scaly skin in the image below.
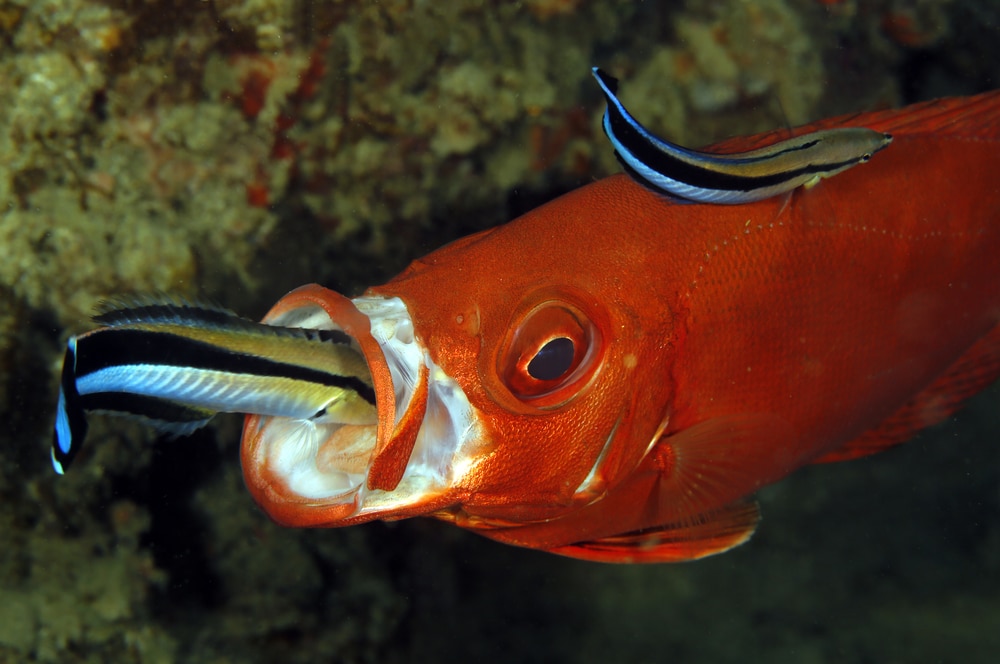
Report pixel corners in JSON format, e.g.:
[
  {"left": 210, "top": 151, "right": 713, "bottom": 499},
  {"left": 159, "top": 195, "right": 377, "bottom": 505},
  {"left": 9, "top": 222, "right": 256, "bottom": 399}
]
[{"left": 244, "top": 92, "right": 1000, "bottom": 558}]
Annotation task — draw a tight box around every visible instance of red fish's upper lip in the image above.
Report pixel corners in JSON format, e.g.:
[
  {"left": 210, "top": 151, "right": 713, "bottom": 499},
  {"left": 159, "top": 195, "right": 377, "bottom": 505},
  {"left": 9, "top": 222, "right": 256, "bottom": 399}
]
[{"left": 240, "top": 284, "right": 478, "bottom": 527}]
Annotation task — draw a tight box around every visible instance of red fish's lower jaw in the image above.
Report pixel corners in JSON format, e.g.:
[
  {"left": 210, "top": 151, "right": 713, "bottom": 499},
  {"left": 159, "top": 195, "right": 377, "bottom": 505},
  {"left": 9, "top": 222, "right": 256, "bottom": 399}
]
[{"left": 240, "top": 286, "right": 482, "bottom": 527}]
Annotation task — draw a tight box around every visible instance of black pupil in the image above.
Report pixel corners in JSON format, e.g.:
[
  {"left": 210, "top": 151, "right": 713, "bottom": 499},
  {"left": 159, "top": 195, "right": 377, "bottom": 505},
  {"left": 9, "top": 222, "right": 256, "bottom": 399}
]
[{"left": 527, "top": 337, "right": 575, "bottom": 381}]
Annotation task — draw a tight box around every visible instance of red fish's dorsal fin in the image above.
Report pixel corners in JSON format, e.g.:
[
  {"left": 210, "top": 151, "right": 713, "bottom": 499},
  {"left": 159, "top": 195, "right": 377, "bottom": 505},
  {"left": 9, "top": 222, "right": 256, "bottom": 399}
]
[
  {"left": 859, "top": 90, "right": 1000, "bottom": 138},
  {"left": 705, "top": 90, "right": 1000, "bottom": 155},
  {"left": 547, "top": 501, "right": 760, "bottom": 564},
  {"left": 815, "top": 322, "right": 1000, "bottom": 464}
]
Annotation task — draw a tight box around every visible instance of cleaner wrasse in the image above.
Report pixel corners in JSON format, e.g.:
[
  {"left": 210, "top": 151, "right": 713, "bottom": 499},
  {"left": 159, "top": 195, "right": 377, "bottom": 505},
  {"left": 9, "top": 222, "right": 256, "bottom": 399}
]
[
  {"left": 55, "top": 90, "right": 1000, "bottom": 563},
  {"left": 52, "top": 297, "right": 376, "bottom": 475},
  {"left": 592, "top": 67, "right": 893, "bottom": 203}
]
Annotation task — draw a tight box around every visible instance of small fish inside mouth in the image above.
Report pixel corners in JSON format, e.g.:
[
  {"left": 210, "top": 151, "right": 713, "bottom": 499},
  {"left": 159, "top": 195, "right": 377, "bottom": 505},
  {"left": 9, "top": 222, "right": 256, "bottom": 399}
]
[
  {"left": 53, "top": 287, "right": 478, "bottom": 525},
  {"left": 50, "top": 294, "right": 381, "bottom": 480},
  {"left": 240, "top": 287, "right": 479, "bottom": 522},
  {"left": 248, "top": 298, "right": 386, "bottom": 501}
]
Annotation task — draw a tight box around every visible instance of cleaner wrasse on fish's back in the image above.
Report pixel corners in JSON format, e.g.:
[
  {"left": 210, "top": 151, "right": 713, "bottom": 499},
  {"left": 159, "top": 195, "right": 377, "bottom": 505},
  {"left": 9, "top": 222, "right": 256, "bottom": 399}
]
[
  {"left": 592, "top": 67, "right": 893, "bottom": 203},
  {"left": 52, "top": 79, "right": 1000, "bottom": 563}
]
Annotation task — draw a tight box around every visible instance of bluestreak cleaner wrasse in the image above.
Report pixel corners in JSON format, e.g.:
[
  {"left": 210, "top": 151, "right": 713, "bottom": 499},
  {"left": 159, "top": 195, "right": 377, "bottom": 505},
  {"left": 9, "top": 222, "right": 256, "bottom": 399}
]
[
  {"left": 51, "top": 297, "right": 376, "bottom": 474},
  {"left": 592, "top": 67, "right": 893, "bottom": 204}
]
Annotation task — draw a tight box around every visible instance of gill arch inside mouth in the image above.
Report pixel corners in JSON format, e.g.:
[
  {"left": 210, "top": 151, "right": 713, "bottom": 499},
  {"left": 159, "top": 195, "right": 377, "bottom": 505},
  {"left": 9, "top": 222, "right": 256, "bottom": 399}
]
[{"left": 254, "top": 295, "right": 477, "bottom": 514}]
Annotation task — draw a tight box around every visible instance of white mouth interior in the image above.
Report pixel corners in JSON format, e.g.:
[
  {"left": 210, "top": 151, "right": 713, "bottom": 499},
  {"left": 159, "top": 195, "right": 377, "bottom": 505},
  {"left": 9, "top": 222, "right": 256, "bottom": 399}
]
[
  {"left": 257, "top": 304, "right": 376, "bottom": 500},
  {"left": 255, "top": 296, "right": 479, "bottom": 514}
]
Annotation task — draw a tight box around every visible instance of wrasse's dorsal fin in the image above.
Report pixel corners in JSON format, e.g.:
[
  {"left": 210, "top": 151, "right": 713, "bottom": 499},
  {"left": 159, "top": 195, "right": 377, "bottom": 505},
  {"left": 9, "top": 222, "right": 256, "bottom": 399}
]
[
  {"left": 591, "top": 67, "right": 892, "bottom": 204},
  {"left": 94, "top": 293, "right": 239, "bottom": 327},
  {"left": 93, "top": 294, "right": 350, "bottom": 345}
]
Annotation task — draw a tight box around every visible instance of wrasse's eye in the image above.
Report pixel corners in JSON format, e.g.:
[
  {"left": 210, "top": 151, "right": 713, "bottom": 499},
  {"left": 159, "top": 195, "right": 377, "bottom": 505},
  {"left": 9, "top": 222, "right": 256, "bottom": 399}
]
[
  {"left": 860, "top": 152, "right": 872, "bottom": 162},
  {"left": 498, "top": 299, "right": 601, "bottom": 408}
]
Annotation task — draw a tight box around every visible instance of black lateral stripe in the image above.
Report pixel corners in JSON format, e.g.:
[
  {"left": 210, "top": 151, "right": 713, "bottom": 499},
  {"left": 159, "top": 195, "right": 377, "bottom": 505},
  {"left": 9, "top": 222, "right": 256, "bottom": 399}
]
[
  {"left": 615, "top": 145, "right": 860, "bottom": 195},
  {"left": 76, "top": 329, "right": 377, "bottom": 405},
  {"left": 764, "top": 139, "right": 821, "bottom": 158},
  {"left": 603, "top": 86, "right": 855, "bottom": 193},
  {"left": 659, "top": 155, "right": 858, "bottom": 193},
  {"left": 80, "top": 392, "right": 215, "bottom": 424}
]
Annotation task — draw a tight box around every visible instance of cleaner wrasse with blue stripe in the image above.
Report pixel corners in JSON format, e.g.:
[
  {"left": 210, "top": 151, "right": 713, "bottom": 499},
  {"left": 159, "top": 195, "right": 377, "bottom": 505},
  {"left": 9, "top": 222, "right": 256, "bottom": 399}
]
[
  {"left": 51, "top": 296, "right": 377, "bottom": 475},
  {"left": 592, "top": 67, "right": 893, "bottom": 204}
]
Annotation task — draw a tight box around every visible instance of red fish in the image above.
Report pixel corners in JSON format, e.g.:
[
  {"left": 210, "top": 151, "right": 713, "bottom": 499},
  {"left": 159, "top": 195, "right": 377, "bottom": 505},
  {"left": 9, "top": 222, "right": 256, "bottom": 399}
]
[{"left": 241, "top": 91, "right": 1000, "bottom": 562}]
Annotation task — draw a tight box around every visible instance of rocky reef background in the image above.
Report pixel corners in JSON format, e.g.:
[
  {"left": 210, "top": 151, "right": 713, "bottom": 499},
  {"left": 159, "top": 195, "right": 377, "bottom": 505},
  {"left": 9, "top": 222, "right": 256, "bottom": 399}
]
[{"left": 0, "top": 0, "right": 998, "bottom": 662}]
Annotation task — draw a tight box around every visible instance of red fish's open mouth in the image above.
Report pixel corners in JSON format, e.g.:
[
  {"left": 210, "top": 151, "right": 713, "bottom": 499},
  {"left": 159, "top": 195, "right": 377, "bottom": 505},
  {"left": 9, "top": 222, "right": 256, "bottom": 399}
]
[{"left": 240, "top": 285, "right": 478, "bottom": 527}]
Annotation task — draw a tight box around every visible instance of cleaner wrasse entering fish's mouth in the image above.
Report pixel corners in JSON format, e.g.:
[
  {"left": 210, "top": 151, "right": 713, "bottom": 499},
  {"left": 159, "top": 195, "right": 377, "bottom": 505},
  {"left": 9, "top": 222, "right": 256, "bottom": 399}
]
[
  {"left": 51, "top": 297, "right": 378, "bottom": 477},
  {"left": 52, "top": 74, "right": 1000, "bottom": 563},
  {"left": 52, "top": 290, "right": 479, "bottom": 517}
]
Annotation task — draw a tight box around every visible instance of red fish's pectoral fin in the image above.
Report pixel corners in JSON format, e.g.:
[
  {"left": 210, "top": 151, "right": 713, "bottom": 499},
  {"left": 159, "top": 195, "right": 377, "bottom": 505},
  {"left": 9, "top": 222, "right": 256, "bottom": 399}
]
[
  {"left": 514, "top": 414, "right": 790, "bottom": 563},
  {"left": 549, "top": 414, "right": 785, "bottom": 563},
  {"left": 815, "top": 322, "right": 1000, "bottom": 464},
  {"left": 546, "top": 501, "right": 760, "bottom": 564},
  {"left": 649, "top": 413, "right": 798, "bottom": 515}
]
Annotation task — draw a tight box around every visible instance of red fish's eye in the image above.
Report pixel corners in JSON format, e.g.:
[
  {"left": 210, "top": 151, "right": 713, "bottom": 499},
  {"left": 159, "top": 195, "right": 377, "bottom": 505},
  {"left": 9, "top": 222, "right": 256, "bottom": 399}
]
[
  {"left": 527, "top": 337, "right": 575, "bottom": 380},
  {"left": 498, "top": 300, "right": 601, "bottom": 407}
]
